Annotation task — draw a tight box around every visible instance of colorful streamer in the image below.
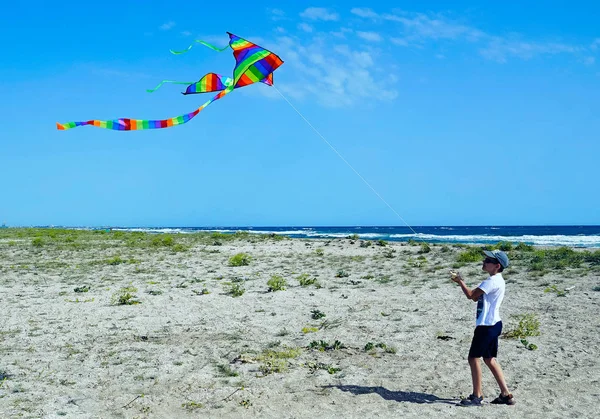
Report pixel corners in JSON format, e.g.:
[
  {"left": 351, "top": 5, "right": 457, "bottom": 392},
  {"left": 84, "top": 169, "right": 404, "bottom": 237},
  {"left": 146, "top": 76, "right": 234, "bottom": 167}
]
[{"left": 57, "top": 33, "right": 283, "bottom": 131}]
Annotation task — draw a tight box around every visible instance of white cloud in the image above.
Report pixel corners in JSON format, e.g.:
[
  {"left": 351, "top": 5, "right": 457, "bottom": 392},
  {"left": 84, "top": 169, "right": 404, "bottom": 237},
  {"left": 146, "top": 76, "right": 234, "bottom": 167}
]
[
  {"left": 383, "top": 11, "right": 484, "bottom": 42},
  {"left": 269, "top": 35, "right": 397, "bottom": 107},
  {"left": 351, "top": 8, "right": 379, "bottom": 19},
  {"left": 591, "top": 38, "right": 600, "bottom": 51},
  {"left": 334, "top": 45, "right": 374, "bottom": 67},
  {"left": 356, "top": 31, "right": 382, "bottom": 42},
  {"left": 181, "top": 31, "right": 192, "bottom": 37},
  {"left": 269, "top": 8, "right": 286, "bottom": 21},
  {"left": 275, "top": 26, "right": 286, "bottom": 33},
  {"left": 298, "top": 23, "right": 313, "bottom": 33},
  {"left": 366, "top": 8, "right": 590, "bottom": 63},
  {"left": 480, "top": 36, "right": 581, "bottom": 62},
  {"left": 300, "top": 7, "right": 339, "bottom": 21},
  {"left": 390, "top": 37, "right": 409, "bottom": 47},
  {"left": 583, "top": 56, "right": 595, "bottom": 65},
  {"left": 331, "top": 28, "right": 353, "bottom": 38},
  {"left": 159, "top": 21, "right": 175, "bottom": 31}
]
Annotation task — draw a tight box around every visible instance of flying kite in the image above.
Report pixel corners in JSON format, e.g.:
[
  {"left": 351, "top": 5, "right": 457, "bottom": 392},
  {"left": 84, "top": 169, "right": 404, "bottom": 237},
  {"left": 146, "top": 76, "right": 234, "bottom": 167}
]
[{"left": 56, "top": 33, "right": 283, "bottom": 131}]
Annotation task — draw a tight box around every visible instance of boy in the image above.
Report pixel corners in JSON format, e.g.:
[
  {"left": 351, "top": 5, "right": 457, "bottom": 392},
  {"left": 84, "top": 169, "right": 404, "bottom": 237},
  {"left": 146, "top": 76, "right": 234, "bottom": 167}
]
[{"left": 451, "top": 249, "right": 516, "bottom": 406}]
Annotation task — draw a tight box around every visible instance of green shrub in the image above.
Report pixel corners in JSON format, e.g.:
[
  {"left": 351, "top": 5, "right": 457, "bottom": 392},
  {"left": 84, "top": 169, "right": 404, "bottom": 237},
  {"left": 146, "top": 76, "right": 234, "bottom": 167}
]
[
  {"left": 529, "top": 247, "right": 584, "bottom": 270},
  {"left": 226, "top": 283, "right": 245, "bottom": 297},
  {"left": 383, "top": 248, "right": 395, "bottom": 258},
  {"left": 111, "top": 287, "right": 140, "bottom": 305},
  {"left": 32, "top": 237, "right": 44, "bottom": 247},
  {"left": 229, "top": 253, "right": 252, "bottom": 266},
  {"left": 257, "top": 347, "right": 301, "bottom": 375},
  {"left": 233, "top": 231, "right": 250, "bottom": 239},
  {"left": 151, "top": 235, "right": 174, "bottom": 247},
  {"left": 584, "top": 250, "right": 600, "bottom": 265},
  {"left": 216, "top": 364, "right": 239, "bottom": 377},
  {"left": 311, "top": 309, "right": 326, "bottom": 320},
  {"left": 105, "top": 255, "right": 126, "bottom": 265},
  {"left": 544, "top": 285, "right": 568, "bottom": 297},
  {"left": 172, "top": 243, "right": 188, "bottom": 252},
  {"left": 515, "top": 242, "right": 534, "bottom": 251},
  {"left": 297, "top": 273, "right": 317, "bottom": 287},
  {"left": 495, "top": 241, "right": 514, "bottom": 251},
  {"left": 305, "top": 362, "right": 341, "bottom": 374},
  {"left": 503, "top": 313, "right": 540, "bottom": 339},
  {"left": 457, "top": 247, "right": 484, "bottom": 263},
  {"left": 309, "top": 340, "right": 344, "bottom": 351},
  {"left": 267, "top": 275, "right": 287, "bottom": 291}
]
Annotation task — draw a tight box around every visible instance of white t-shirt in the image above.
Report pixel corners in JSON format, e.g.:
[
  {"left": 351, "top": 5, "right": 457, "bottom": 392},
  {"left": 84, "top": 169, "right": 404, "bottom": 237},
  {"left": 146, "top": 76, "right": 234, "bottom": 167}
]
[{"left": 475, "top": 273, "right": 505, "bottom": 327}]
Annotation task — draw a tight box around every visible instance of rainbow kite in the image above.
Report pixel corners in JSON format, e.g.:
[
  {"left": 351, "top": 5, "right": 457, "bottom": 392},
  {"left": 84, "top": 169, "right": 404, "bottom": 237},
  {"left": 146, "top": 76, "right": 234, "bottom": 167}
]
[{"left": 57, "top": 33, "right": 283, "bottom": 131}]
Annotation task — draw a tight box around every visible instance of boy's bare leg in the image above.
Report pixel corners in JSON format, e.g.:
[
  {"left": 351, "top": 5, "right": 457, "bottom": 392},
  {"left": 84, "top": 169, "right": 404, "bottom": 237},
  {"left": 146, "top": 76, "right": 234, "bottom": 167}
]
[
  {"left": 483, "top": 357, "right": 510, "bottom": 395},
  {"left": 468, "top": 357, "right": 483, "bottom": 397}
]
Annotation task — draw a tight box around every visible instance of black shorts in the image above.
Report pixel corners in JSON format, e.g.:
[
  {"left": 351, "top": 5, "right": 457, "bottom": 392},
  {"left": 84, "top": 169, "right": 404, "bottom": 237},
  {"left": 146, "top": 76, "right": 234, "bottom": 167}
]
[{"left": 469, "top": 321, "right": 503, "bottom": 359}]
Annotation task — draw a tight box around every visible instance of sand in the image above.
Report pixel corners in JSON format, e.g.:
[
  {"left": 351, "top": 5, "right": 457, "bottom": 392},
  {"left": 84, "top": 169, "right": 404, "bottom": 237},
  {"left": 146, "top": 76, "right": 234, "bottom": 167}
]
[{"left": 1, "top": 230, "right": 599, "bottom": 418}]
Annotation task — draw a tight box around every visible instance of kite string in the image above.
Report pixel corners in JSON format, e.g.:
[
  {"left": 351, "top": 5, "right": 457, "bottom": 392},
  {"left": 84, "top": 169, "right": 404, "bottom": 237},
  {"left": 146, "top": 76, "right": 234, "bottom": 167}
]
[{"left": 271, "top": 84, "right": 425, "bottom": 243}]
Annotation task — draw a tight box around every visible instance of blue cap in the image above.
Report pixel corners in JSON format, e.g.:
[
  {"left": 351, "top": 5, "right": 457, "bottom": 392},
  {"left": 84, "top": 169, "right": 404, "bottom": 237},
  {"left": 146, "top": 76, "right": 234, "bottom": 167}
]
[{"left": 483, "top": 250, "right": 510, "bottom": 268}]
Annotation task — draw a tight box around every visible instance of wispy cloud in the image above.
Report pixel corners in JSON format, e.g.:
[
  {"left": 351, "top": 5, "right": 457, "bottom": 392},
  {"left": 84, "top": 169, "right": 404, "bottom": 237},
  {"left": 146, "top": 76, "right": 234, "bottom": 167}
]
[
  {"left": 350, "top": 7, "right": 378, "bottom": 19},
  {"left": 180, "top": 30, "right": 192, "bottom": 37},
  {"left": 353, "top": 8, "right": 592, "bottom": 63},
  {"left": 382, "top": 11, "right": 484, "bottom": 42},
  {"left": 271, "top": 35, "right": 397, "bottom": 107},
  {"left": 159, "top": 21, "right": 175, "bottom": 31},
  {"left": 331, "top": 28, "right": 353, "bottom": 39},
  {"left": 390, "top": 37, "right": 409, "bottom": 47},
  {"left": 298, "top": 23, "right": 313, "bottom": 33},
  {"left": 300, "top": 7, "right": 339, "bottom": 21},
  {"left": 582, "top": 56, "right": 595, "bottom": 65},
  {"left": 269, "top": 8, "right": 286, "bottom": 21},
  {"left": 480, "top": 36, "right": 581, "bottom": 63},
  {"left": 356, "top": 31, "right": 382, "bottom": 42}
]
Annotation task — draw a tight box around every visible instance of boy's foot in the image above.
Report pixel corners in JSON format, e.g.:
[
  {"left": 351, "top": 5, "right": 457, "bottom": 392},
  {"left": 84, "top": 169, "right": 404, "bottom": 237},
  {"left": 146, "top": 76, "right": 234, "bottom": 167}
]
[
  {"left": 491, "top": 393, "right": 516, "bottom": 405},
  {"left": 458, "top": 394, "right": 483, "bottom": 406}
]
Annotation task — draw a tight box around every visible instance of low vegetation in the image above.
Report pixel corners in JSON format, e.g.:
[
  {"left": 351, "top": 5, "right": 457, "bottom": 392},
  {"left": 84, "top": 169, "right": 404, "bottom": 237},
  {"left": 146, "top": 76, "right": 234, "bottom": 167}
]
[
  {"left": 267, "top": 275, "right": 287, "bottom": 291},
  {"left": 229, "top": 253, "right": 252, "bottom": 267},
  {"left": 503, "top": 313, "right": 540, "bottom": 339}
]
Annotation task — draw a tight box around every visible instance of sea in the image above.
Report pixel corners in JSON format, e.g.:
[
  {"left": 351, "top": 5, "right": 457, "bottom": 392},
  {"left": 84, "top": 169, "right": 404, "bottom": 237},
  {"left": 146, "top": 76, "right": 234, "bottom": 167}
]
[{"left": 110, "top": 225, "right": 600, "bottom": 248}]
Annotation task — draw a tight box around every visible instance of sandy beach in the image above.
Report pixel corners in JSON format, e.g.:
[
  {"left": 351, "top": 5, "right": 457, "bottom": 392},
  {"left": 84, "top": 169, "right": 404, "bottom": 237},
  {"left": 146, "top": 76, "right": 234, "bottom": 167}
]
[{"left": 1, "top": 228, "right": 599, "bottom": 418}]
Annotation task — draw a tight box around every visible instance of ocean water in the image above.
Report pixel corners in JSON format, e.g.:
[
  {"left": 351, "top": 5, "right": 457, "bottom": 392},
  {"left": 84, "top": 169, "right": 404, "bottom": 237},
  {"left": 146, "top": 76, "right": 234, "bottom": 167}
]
[{"left": 112, "top": 225, "right": 600, "bottom": 248}]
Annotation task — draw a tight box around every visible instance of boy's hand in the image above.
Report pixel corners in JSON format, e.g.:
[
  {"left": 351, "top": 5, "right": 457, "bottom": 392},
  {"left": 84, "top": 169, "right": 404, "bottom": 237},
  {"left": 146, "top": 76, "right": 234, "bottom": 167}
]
[{"left": 449, "top": 270, "right": 462, "bottom": 283}]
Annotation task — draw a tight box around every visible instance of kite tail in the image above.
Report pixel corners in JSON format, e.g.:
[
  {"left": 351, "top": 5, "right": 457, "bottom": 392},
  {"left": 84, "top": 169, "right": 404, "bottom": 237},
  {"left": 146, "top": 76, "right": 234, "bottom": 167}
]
[
  {"left": 56, "top": 86, "right": 235, "bottom": 131},
  {"left": 170, "top": 39, "right": 230, "bottom": 55},
  {"left": 146, "top": 80, "right": 196, "bottom": 93}
]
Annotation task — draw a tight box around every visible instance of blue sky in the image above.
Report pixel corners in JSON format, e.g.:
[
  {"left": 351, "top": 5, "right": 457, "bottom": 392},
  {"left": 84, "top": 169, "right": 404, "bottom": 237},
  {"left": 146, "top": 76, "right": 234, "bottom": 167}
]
[{"left": 1, "top": 1, "right": 599, "bottom": 227}]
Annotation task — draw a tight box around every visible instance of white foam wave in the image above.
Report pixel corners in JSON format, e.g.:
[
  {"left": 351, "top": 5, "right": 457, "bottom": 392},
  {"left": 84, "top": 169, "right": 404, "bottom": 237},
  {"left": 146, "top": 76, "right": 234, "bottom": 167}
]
[
  {"left": 389, "top": 233, "right": 600, "bottom": 247},
  {"left": 112, "top": 227, "right": 194, "bottom": 234},
  {"left": 110, "top": 227, "right": 600, "bottom": 247}
]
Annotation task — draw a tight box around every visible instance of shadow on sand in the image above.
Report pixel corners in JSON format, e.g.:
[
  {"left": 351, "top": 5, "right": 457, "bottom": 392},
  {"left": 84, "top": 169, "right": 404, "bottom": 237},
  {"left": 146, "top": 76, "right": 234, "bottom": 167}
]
[{"left": 325, "top": 385, "right": 456, "bottom": 405}]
